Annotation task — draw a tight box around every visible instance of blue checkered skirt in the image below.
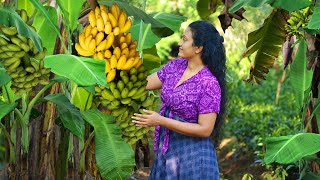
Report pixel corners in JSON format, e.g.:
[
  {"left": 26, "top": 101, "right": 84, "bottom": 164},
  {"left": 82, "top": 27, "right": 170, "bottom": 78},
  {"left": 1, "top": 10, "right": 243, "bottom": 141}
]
[{"left": 148, "top": 109, "right": 220, "bottom": 180}]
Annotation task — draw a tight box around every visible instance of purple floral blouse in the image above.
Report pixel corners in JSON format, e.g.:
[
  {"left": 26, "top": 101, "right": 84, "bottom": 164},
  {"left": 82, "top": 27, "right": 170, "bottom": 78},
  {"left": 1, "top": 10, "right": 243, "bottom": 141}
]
[{"left": 154, "top": 57, "right": 221, "bottom": 154}]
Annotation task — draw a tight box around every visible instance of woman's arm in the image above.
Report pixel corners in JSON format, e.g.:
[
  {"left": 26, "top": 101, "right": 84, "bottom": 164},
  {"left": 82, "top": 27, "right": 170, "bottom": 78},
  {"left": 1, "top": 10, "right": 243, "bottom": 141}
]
[
  {"left": 146, "top": 72, "right": 162, "bottom": 90},
  {"left": 132, "top": 110, "right": 217, "bottom": 138}
]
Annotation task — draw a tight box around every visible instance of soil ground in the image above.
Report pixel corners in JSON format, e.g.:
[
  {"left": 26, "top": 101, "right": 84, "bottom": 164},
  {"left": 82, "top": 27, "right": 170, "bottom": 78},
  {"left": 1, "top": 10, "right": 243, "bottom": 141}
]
[{"left": 130, "top": 137, "right": 266, "bottom": 180}]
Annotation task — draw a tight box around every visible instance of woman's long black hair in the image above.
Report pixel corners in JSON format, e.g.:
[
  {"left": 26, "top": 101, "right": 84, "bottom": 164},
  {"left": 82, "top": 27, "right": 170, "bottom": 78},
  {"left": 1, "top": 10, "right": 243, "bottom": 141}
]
[{"left": 189, "top": 20, "right": 227, "bottom": 148}]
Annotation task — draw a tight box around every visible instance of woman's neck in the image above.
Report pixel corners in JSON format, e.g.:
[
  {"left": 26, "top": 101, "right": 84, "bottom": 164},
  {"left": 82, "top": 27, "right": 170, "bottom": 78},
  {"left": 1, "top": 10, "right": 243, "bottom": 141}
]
[{"left": 186, "top": 57, "right": 205, "bottom": 73}]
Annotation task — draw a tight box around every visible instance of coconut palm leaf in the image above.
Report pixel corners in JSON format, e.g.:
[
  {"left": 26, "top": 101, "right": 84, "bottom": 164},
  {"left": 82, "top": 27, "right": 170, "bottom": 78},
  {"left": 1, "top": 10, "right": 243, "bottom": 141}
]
[
  {"left": 81, "top": 109, "right": 135, "bottom": 179},
  {"left": 242, "top": 9, "right": 287, "bottom": 83},
  {"left": 264, "top": 133, "right": 320, "bottom": 164}
]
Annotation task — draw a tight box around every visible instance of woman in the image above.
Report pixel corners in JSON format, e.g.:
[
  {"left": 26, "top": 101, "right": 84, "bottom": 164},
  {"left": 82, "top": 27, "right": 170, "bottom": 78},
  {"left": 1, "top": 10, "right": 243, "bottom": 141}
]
[{"left": 132, "top": 20, "right": 227, "bottom": 179}]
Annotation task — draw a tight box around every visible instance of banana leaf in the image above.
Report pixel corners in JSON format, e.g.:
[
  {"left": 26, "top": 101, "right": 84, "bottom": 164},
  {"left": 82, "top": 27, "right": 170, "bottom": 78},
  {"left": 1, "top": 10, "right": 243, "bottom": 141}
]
[
  {"left": 99, "top": 0, "right": 175, "bottom": 38},
  {"left": 81, "top": 109, "right": 135, "bottom": 179},
  {"left": 32, "top": 6, "right": 58, "bottom": 55},
  {"left": 143, "top": 45, "right": 161, "bottom": 70},
  {"left": 2, "top": 82, "right": 20, "bottom": 103},
  {"left": 44, "top": 54, "right": 108, "bottom": 87},
  {"left": 289, "top": 38, "right": 313, "bottom": 110},
  {"left": 264, "top": 133, "right": 320, "bottom": 164},
  {"left": 29, "top": 0, "right": 67, "bottom": 51},
  {"left": 197, "top": 0, "right": 223, "bottom": 19},
  {"left": 0, "top": 64, "right": 11, "bottom": 86},
  {"left": 71, "top": 83, "right": 93, "bottom": 111},
  {"left": 0, "top": 7, "right": 42, "bottom": 51},
  {"left": 229, "top": 0, "right": 311, "bottom": 13},
  {"left": 0, "top": 101, "right": 17, "bottom": 120},
  {"left": 57, "top": 0, "right": 86, "bottom": 32},
  {"left": 17, "top": 0, "right": 35, "bottom": 17},
  {"left": 242, "top": 9, "right": 286, "bottom": 83},
  {"left": 44, "top": 94, "right": 85, "bottom": 140},
  {"left": 308, "top": 4, "right": 320, "bottom": 30},
  {"left": 302, "top": 172, "right": 320, "bottom": 180}
]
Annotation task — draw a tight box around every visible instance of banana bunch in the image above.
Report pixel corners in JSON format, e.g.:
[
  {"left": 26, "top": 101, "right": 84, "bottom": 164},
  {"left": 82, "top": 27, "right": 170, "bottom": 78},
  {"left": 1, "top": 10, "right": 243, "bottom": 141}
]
[
  {"left": 94, "top": 65, "right": 157, "bottom": 144},
  {"left": 285, "top": 7, "right": 310, "bottom": 37},
  {"left": 0, "top": 9, "right": 50, "bottom": 95}
]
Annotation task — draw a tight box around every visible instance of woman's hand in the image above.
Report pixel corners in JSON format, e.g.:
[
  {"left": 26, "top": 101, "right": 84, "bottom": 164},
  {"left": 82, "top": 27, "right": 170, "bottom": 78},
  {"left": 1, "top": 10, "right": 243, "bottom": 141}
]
[{"left": 132, "top": 109, "right": 163, "bottom": 127}]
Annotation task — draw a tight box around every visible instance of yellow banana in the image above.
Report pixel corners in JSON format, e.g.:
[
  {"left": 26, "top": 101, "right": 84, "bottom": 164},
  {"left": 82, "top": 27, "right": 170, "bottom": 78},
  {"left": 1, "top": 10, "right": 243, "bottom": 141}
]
[
  {"left": 121, "top": 19, "right": 132, "bottom": 33},
  {"left": 107, "top": 68, "right": 116, "bottom": 82},
  {"left": 132, "top": 56, "right": 141, "bottom": 68},
  {"left": 96, "top": 51, "right": 105, "bottom": 60},
  {"left": 100, "top": 5, "right": 108, "bottom": 12},
  {"left": 95, "top": 6, "right": 101, "bottom": 18},
  {"left": 108, "top": 12, "right": 117, "bottom": 28},
  {"left": 84, "top": 24, "right": 92, "bottom": 37},
  {"left": 101, "top": 9, "right": 109, "bottom": 24},
  {"left": 105, "top": 32, "right": 114, "bottom": 50},
  {"left": 118, "top": 11, "right": 127, "bottom": 29},
  {"left": 96, "top": 15, "right": 104, "bottom": 32},
  {"left": 134, "top": 58, "right": 142, "bottom": 68},
  {"left": 75, "top": 43, "right": 94, "bottom": 56},
  {"left": 96, "top": 39, "right": 107, "bottom": 52},
  {"left": 117, "top": 55, "right": 127, "bottom": 70},
  {"left": 126, "top": 32, "right": 132, "bottom": 45},
  {"left": 104, "top": 22, "right": 112, "bottom": 34},
  {"left": 95, "top": 32, "right": 104, "bottom": 46},
  {"left": 113, "top": 47, "right": 121, "bottom": 59},
  {"left": 88, "top": 10, "right": 97, "bottom": 27},
  {"left": 123, "top": 57, "right": 134, "bottom": 70},
  {"left": 91, "top": 26, "right": 98, "bottom": 37},
  {"left": 85, "top": 35, "right": 93, "bottom": 49},
  {"left": 93, "top": 53, "right": 98, "bottom": 59},
  {"left": 104, "top": 50, "right": 112, "bottom": 58},
  {"left": 121, "top": 47, "right": 129, "bottom": 58},
  {"left": 88, "top": 39, "right": 96, "bottom": 52},
  {"left": 113, "top": 26, "right": 120, "bottom": 36},
  {"left": 105, "top": 59, "right": 111, "bottom": 74},
  {"left": 79, "top": 33, "right": 87, "bottom": 49},
  {"left": 110, "top": 55, "right": 117, "bottom": 69},
  {"left": 119, "top": 36, "right": 126, "bottom": 44},
  {"left": 110, "top": 4, "right": 119, "bottom": 20},
  {"left": 128, "top": 48, "right": 136, "bottom": 58},
  {"left": 120, "top": 43, "right": 128, "bottom": 50}
]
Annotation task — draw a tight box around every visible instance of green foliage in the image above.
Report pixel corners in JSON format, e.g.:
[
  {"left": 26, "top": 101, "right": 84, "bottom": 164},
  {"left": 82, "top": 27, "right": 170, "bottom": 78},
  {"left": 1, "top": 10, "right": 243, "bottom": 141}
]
[
  {"left": 289, "top": 39, "right": 313, "bottom": 110},
  {"left": 45, "top": 94, "right": 85, "bottom": 140},
  {"left": 0, "top": 64, "right": 11, "bottom": 86},
  {"left": 17, "top": 0, "right": 35, "bottom": 16},
  {"left": 32, "top": 6, "right": 58, "bottom": 55},
  {"left": 0, "top": 6, "right": 42, "bottom": 51},
  {"left": 0, "top": 101, "right": 17, "bottom": 120},
  {"left": 44, "top": 55, "right": 108, "bottom": 87},
  {"left": 57, "top": 0, "right": 85, "bottom": 31},
  {"left": 264, "top": 133, "right": 320, "bottom": 164},
  {"left": 81, "top": 109, "right": 135, "bottom": 179},
  {"left": 308, "top": 4, "right": 320, "bottom": 30}
]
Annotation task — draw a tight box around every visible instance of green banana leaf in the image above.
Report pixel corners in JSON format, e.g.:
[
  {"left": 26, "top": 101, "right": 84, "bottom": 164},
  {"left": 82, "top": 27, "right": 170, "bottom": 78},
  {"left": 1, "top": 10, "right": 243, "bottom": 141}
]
[
  {"left": 32, "top": 6, "right": 58, "bottom": 55},
  {"left": 0, "top": 64, "right": 11, "bottom": 86},
  {"left": 308, "top": 4, "right": 320, "bottom": 30},
  {"left": 264, "top": 133, "right": 320, "bottom": 164},
  {"left": 17, "top": 0, "right": 35, "bottom": 17},
  {"left": 229, "top": 0, "right": 311, "bottom": 13},
  {"left": 57, "top": 0, "right": 85, "bottom": 32},
  {"left": 99, "top": 0, "right": 174, "bottom": 38},
  {"left": 81, "top": 109, "right": 135, "bottom": 179},
  {"left": 289, "top": 38, "right": 313, "bottom": 110},
  {"left": 143, "top": 45, "right": 161, "bottom": 70},
  {"left": 71, "top": 83, "right": 93, "bottom": 111},
  {"left": 2, "top": 82, "right": 20, "bottom": 103},
  {"left": 0, "top": 101, "right": 17, "bottom": 120},
  {"left": 44, "top": 94, "right": 85, "bottom": 140},
  {"left": 0, "top": 7, "right": 42, "bottom": 51},
  {"left": 131, "top": 12, "right": 186, "bottom": 51},
  {"left": 242, "top": 10, "right": 286, "bottom": 83},
  {"left": 197, "top": 0, "right": 223, "bottom": 19},
  {"left": 29, "top": 0, "right": 66, "bottom": 52},
  {"left": 313, "top": 97, "right": 320, "bottom": 131},
  {"left": 44, "top": 54, "right": 108, "bottom": 87}
]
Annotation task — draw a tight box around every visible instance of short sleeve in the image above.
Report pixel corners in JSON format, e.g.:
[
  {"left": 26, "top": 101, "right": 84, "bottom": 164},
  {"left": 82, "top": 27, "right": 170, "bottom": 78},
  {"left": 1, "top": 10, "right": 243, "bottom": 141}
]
[
  {"left": 157, "top": 58, "right": 181, "bottom": 83},
  {"left": 197, "top": 78, "right": 221, "bottom": 114}
]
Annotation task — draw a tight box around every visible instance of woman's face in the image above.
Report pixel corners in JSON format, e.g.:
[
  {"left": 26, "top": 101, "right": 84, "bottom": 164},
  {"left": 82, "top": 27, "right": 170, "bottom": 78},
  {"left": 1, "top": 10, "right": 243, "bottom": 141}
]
[{"left": 178, "top": 27, "right": 200, "bottom": 59}]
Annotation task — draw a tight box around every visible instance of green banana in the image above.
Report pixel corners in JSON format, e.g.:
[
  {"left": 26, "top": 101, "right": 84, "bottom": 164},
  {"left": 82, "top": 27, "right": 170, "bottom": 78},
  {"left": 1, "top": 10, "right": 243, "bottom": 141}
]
[
  {"left": 130, "top": 74, "right": 137, "bottom": 83},
  {"left": 0, "top": 37, "right": 8, "bottom": 45},
  {"left": 126, "top": 81, "right": 133, "bottom": 90},
  {"left": 112, "top": 107, "right": 127, "bottom": 116},
  {"left": 17, "top": 34, "right": 28, "bottom": 44},
  {"left": 101, "top": 89, "right": 115, "bottom": 101},
  {"left": 7, "top": 59, "right": 21, "bottom": 72},
  {"left": 1, "top": 27, "right": 18, "bottom": 36},
  {"left": 7, "top": 44, "right": 22, "bottom": 51},
  {"left": 129, "top": 67, "right": 137, "bottom": 76},
  {"left": 120, "top": 98, "right": 131, "bottom": 105},
  {"left": 117, "top": 80, "right": 125, "bottom": 91},
  {"left": 128, "top": 87, "right": 138, "bottom": 97},
  {"left": 113, "top": 88, "right": 121, "bottom": 99},
  {"left": 121, "top": 88, "right": 129, "bottom": 98},
  {"left": 109, "top": 82, "right": 116, "bottom": 93}
]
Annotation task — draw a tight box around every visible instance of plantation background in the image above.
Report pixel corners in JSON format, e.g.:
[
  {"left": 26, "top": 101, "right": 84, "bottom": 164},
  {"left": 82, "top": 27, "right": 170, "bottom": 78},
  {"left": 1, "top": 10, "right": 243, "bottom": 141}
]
[{"left": 0, "top": 0, "right": 319, "bottom": 179}]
